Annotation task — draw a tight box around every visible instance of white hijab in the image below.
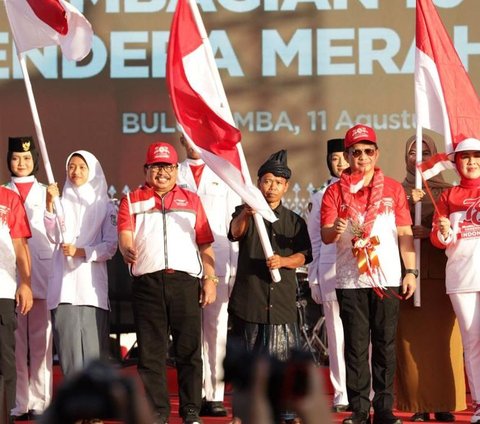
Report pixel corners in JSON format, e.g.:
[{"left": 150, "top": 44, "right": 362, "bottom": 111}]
[{"left": 62, "top": 150, "right": 108, "bottom": 245}]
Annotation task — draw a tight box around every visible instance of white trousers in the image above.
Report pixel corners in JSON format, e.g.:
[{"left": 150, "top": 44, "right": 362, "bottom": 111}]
[
  {"left": 202, "top": 275, "right": 229, "bottom": 401},
  {"left": 12, "top": 299, "right": 53, "bottom": 416},
  {"left": 449, "top": 292, "right": 480, "bottom": 403},
  {"left": 323, "top": 300, "right": 349, "bottom": 406}
]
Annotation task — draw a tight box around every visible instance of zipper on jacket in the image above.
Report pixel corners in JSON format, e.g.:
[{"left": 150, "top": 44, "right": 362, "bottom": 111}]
[{"left": 160, "top": 192, "right": 169, "bottom": 270}]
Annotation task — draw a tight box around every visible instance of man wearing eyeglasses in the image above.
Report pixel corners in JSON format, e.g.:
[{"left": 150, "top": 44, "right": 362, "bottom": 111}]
[
  {"left": 117, "top": 142, "right": 216, "bottom": 424},
  {"left": 321, "top": 124, "right": 416, "bottom": 424}
]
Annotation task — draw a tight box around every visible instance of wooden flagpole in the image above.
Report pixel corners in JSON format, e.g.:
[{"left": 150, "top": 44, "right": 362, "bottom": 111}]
[
  {"left": 18, "top": 53, "right": 68, "bottom": 241},
  {"left": 413, "top": 127, "right": 423, "bottom": 307},
  {"left": 186, "top": 0, "right": 281, "bottom": 282}
]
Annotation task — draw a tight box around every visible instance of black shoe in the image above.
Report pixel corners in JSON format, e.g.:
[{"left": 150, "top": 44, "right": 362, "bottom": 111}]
[
  {"left": 434, "top": 412, "right": 455, "bottom": 422},
  {"left": 182, "top": 407, "right": 202, "bottom": 424},
  {"left": 29, "top": 411, "right": 42, "bottom": 421},
  {"left": 11, "top": 413, "right": 30, "bottom": 422},
  {"left": 199, "top": 400, "right": 228, "bottom": 417},
  {"left": 152, "top": 412, "right": 169, "bottom": 424},
  {"left": 410, "top": 412, "right": 429, "bottom": 422},
  {"left": 343, "top": 411, "right": 371, "bottom": 424},
  {"left": 373, "top": 411, "right": 402, "bottom": 424},
  {"left": 332, "top": 404, "right": 350, "bottom": 413}
]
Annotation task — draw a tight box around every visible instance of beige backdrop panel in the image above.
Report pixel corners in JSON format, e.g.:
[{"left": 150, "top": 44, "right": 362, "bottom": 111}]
[{"left": 0, "top": 1, "right": 478, "bottom": 205}]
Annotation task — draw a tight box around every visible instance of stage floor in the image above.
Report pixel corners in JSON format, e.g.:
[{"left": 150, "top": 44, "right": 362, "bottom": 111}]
[{"left": 12, "top": 364, "right": 474, "bottom": 423}]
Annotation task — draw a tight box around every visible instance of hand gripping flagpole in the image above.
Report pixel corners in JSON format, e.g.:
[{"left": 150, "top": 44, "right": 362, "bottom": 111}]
[
  {"left": 187, "top": 0, "right": 281, "bottom": 282},
  {"left": 18, "top": 54, "right": 68, "bottom": 242}
]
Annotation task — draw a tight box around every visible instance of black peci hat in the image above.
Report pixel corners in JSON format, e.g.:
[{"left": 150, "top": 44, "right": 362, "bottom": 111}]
[
  {"left": 7, "top": 136, "right": 39, "bottom": 176},
  {"left": 327, "top": 138, "right": 345, "bottom": 156},
  {"left": 8, "top": 136, "right": 36, "bottom": 153},
  {"left": 257, "top": 149, "right": 292, "bottom": 180}
]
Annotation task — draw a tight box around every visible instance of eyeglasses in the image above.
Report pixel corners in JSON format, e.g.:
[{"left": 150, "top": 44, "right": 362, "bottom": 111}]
[
  {"left": 350, "top": 148, "right": 376, "bottom": 158},
  {"left": 147, "top": 164, "right": 177, "bottom": 173}
]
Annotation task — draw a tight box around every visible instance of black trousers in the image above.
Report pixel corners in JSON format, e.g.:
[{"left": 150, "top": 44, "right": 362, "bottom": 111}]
[
  {"left": 132, "top": 271, "right": 202, "bottom": 419},
  {"left": 0, "top": 299, "right": 16, "bottom": 417},
  {"left": 336, "top": 287, "right": 400, "bottom": 415}
]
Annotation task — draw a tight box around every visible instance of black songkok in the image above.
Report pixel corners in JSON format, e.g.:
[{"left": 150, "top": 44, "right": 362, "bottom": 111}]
[
  {"left": 326, "top": 138, "right": 345, "bottom": 177},
  {"left": 7, "top": 136, "right": 39, "bottom": 176},
  {"left": 257, "top": 149, "right": 292, "bottom": 180}
]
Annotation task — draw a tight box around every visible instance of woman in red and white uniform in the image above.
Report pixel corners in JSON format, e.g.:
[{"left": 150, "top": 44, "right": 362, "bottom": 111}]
[
  {"left": 431, "top": 138, "right": 480, "bottom": 424},
  {"left": 5, "top": 136, "right": 53, "bottom": 420}
]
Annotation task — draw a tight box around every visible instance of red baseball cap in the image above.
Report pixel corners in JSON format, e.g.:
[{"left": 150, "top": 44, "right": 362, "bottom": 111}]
[
  {"left": 145, "top": 142, "right": 178, "bottom": 166},
  {"left": 344, "top": 124, "right": 377, "bottom": 150}
]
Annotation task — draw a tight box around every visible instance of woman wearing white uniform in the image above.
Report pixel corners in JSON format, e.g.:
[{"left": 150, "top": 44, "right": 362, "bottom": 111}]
[
  {"left": 307, "top": 138, "right": 349, "bottom": 412},
  {"left": 177, "top": 136, "right": 241, "bottom": 417},
  {"left": 431, "top": 138, "right": 480, "bottom": 424},
  {"left": 5, "top": 137, "right": 53, "bottom": 420},
  {"left": 45, "top": 150, "right": 117, "bottom": 376}
]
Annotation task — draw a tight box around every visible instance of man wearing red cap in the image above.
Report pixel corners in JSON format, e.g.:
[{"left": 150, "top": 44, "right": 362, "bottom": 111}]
[
  {"left": 321, "top": 125, "right": 416, "bottom": 424},
  {"left": 117, "top": 142, "right": 216, "bottom": 424}
]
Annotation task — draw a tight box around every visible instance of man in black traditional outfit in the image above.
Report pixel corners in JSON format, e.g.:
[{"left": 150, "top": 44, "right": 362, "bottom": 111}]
[{"left": 227, "top": 150, "right": 312, "bottom": 423}]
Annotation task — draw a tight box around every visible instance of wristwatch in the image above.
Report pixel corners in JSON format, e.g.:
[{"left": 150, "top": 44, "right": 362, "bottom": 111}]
[{"left": 404, "top": 268, "right": 419, "bottom": 278}]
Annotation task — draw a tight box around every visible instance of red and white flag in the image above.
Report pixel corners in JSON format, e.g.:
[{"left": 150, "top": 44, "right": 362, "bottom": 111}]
[
  {"left": 166, "top": 0, "right": 277, "bottom": 223},
  {"left": 415, "top": 0, "right": 480, "bottom": 177},
  {"left": 4, "top": 0, "right": 93, "bottom": 61},
  {"left": 417, "top": 152, "right": 455, "bottom": 180}
]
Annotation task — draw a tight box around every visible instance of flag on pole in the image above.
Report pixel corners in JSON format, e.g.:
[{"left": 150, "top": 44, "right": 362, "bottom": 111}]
[
  {"left": 417, "top": 152, "right": 455, "bottom": 180},
  {"left": 4, "top": 0, "right": 93, "bottom": 61},
  {"left": 166, "top": 0, "right": 277, "bottom": 222},
  {"left": 415, "top": 0, "right": 480, "bottom": 176}
]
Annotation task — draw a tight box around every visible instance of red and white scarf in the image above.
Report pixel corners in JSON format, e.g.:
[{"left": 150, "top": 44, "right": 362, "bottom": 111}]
[
  {"left": 339, "top": 168, "right": 394, "bottom": 297},
  {"left": 339, "top": 167, "right": 384, "bottom": 238}
]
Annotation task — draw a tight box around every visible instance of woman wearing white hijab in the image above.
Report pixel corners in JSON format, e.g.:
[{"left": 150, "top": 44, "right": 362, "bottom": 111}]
[{"left": 45, "top": 150, "right": 117, "bottom": 376}]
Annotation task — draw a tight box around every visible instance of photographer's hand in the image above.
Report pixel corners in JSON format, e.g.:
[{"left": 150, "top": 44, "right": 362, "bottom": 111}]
[
  {"left": 248, "top": 358, "right": 274, "bottom": 424},
  {"left": 290, "top": 364, "right": 333, "bottom": 424}
]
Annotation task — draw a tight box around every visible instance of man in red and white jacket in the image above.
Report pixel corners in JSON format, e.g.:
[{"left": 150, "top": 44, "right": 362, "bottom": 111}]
[{"left": 118, "top": 142, "right": 216, "bottom": 424}]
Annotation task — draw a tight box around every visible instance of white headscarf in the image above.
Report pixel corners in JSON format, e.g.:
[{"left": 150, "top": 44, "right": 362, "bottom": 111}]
[{"left": 62, "top": 150, "right": 109, "bottom": 245}]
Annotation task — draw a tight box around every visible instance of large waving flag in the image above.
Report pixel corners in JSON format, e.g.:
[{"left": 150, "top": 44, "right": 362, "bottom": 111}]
[
  {"left": 3, "top": 0, "right": 93, "bottom": 245},
  {"left": 415, "top": 0, "right": 480, "bottom": 176},
  {"left": 166, "top": 0, "right": 277, "bottom": 223},
  {"left": 4, "top": 0, "right": 93, "bottom": 61},
  {"left": 413, "top": 0, "right": 480, "bottom": 306}
]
